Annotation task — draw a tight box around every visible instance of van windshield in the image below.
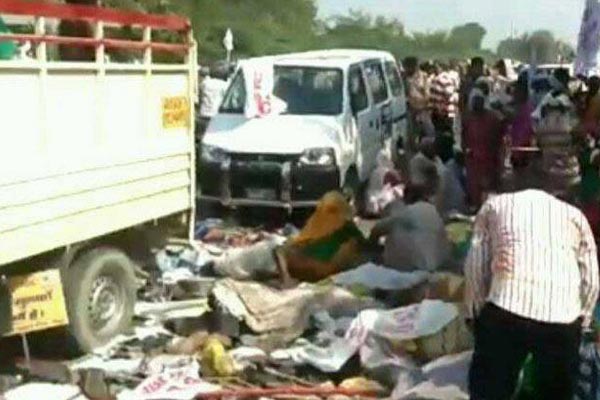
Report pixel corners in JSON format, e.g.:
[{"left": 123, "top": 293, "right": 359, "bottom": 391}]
[
  {"left": 219, "top": 66, "right": 344, "bottom": 116},
  {"left": 274, "top": 66, "right": 343, "bottom": 115}
]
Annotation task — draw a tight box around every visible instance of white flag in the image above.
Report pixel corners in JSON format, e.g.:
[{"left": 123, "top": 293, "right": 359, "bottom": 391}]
[
  {"left": 223, "top": 28, "right": 234, "bottom": 52},
  {"left": 241, "top": 60, "right": 274, "bottom": 118},
  {"left": 575, "top": 0, "right": 600, "bottom": 76},
  {"left": 240, "top": 59, "right": 287, "bottom": 118}
]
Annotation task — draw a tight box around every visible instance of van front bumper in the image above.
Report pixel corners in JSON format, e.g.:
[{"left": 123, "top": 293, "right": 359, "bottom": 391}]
[{"left": 198, "top": 154, "right": 340, "bottom": 210}]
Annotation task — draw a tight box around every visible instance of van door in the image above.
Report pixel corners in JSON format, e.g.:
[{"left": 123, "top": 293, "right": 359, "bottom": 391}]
[
  {"left": 383, "top": 60, "right": 408, "bottom": 157},
  {"left": 348, "top": 64, "right": 377, "bottom": 181},
  {"left": 364, "top": 60, "right": 391, "bottom": 153}
]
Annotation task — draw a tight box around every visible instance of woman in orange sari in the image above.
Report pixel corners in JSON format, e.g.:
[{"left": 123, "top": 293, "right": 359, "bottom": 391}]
[{"left": 275, "top": 192, "right": 366, "bottom": 286}]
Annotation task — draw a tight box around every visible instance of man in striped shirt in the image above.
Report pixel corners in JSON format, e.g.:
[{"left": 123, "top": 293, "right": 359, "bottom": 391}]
[
  {"left": 429, "top": 63, "right": 460, "bottom": 127},
  {"left": 429, "top": 64, "right": 460, "bottom": 164},
  {"left": 465, "top": 188, "right": 599, "bottom": 399}
]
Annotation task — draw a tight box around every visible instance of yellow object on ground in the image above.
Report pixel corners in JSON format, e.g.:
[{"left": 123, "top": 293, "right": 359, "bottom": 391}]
[
  {"left": 339, "top": 377, "right": 386, "bottom": 393},
  {"left": 200, "top": 336, "right": 235, "bottom": 377}
]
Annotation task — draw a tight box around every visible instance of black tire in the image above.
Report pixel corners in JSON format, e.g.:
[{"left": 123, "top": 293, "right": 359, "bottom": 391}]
[{"left": 65, "top": 247, "right": 136, "bottom": 353}]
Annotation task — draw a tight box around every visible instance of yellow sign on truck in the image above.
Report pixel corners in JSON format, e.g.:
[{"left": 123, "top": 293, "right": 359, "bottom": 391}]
[
  {"left": 5, "top": 270, "right": 69, "bottom": 336},
  {"left": 162, "top": 96, "right": 191, "bottom": 129}
]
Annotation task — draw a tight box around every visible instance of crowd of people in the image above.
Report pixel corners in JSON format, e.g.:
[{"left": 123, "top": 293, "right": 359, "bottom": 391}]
[
  {"left": 401, "top": 56, "right": 600, "bottom": 235},
  {"left": 397, "top": 56, "right": 600, "bottom": 399}
]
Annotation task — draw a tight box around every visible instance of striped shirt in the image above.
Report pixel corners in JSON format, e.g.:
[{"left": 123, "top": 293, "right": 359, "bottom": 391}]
[
  {"left": 465, "top": 190, "right": 600, "bottom": 327},
  {"left": 429, "top": 71, "right": 459, "bottom": 119}
]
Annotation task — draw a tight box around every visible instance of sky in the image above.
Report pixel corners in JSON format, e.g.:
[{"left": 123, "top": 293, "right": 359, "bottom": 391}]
[{"left": 317, "top": 0, "right": 586, "bottom": 50}]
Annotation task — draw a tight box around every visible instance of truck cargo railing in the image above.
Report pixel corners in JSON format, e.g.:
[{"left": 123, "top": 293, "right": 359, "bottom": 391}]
[{"left": 0, "top": 0, "right": 195, "bottom": 70}]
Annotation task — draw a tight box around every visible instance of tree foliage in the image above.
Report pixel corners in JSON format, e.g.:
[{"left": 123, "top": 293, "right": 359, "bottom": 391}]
[
  {"left": 101, "top": 0, "right": 568, "bottom": 65},
  {"left": 183, "top": 0, "right": 319, "bottom": 61},
  {"left": 314, "top": 12, "right": 492, "bottom": 62},
  {"left": 448, "top": 23, "right": 487, "bottom": 51},
  {"left": 497, "top": 30, "right": 575, "bottom": 64}
]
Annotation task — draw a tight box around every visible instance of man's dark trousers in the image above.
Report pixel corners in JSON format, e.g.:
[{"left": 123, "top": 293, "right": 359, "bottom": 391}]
[{"left": 469, "top": 303, "right": 582, "bottom": 400}]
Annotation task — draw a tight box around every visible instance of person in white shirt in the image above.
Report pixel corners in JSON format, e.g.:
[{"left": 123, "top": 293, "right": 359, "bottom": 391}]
[
  {"left": 198, "top": 67, "right": 228, "bottom": 132},
  {"left": 465, "top": 181, "right": 600, "bottom": 399}
]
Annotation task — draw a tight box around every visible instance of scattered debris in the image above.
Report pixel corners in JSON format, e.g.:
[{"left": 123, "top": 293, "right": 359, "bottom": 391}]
[
  {"left": 135, "top": 299, "right": 210, "bottom": 323},
  {"left": 117, "top": 366, "right": 220, "bottom": 400},
  {"left": 1, "top": 213, "right": 478, "bottom": 400},
  {"left": 332, "top": 263, "right": 429, "bottom": 292},
  {"left": 4, "top": 383, "right": 85, "bottom": 400},
  {"left": 339, "top": 376, "right": 386, "bottom": 393},
  {"left": 212, "top": 240, "right": 281, "bottom": 281}
]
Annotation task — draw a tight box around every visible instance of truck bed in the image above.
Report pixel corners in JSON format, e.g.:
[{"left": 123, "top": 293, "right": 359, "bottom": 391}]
[{"left": 0, "top": 62, "right": 195, "bottom": 265}]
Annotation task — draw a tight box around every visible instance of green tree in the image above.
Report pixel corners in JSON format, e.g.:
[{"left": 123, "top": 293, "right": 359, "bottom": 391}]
[
  {"left": 318, "top": 10, "right": 405, "bottom": 51},
  {"left": 448, "top": 23, "right": 486, "bottom": 51},
  {"left": 98, "top": 1, "right": 509, "bottom": 64},
  {"left": 187, "top": 0, "right": 318, "bottom": 62},
  {"left": 497, "top": 30, "right": 574, "bottom": 64},
  {"left": 103, "top": 0, "right": 318, "bottom": 62},
  {"left": 318, "top": 11, "right": 492, "bottom": 62}
]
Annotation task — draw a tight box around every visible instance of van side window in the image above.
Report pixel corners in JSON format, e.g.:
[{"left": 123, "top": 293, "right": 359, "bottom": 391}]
[
  {"left": 365, "top": 62, "right": 389, "bottom": 104},
  {"left": 385, "top": 61, "right": 404, "bottom": 97},
  {"left": 219, "top": 71, "right": 246, "bottom": 114},
  {"left": 348, "top": 67, "right": 368, "bottom": 114}
]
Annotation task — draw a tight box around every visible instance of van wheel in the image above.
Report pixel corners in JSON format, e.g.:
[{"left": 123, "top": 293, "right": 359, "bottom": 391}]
[{"left": 65, "top": 248, "right": 136, "bottom": 353}]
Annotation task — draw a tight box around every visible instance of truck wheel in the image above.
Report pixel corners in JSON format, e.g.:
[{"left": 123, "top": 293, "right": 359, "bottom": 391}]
[{"left": 65, "top": 248, "right": 136, "bottom": 353}]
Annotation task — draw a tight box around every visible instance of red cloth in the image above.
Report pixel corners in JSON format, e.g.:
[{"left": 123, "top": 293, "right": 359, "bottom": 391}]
[
  {"left": 582, "top": 202, "right": 600, "bottom": 241},
  {"left": 464, "top": 112, "right": 503, "bottom": 207},
  {"left": 508, "top": 101, "right": 535, "bottom": 166}
]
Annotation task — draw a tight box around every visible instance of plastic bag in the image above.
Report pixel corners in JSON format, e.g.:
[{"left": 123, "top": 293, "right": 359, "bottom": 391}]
[
  {"left": 213, "top": 240, "right": 279, "bottom": 280},
  {"left": 574, "top": 334, "right": 600, "bottom": 400},
  {"left": 516, "top": 334, "right": 600, "bottom": 400}
]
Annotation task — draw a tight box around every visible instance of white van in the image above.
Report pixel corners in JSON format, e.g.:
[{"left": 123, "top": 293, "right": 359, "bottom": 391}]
[{"left": 199, "top": 50, "right": 407, "bottom": 210}]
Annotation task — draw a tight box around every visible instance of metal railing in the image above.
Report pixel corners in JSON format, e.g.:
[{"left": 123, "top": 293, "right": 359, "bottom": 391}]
[{"left": 0, "top": 0, "right": 192, "bottom": 64}]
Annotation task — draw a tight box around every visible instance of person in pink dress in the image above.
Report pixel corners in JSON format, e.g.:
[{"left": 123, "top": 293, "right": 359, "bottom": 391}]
[
  {"left": 463, "top": 89, "right": 503, "bottom": 209},
  {"left": 507, "top": 80, "right": 535, "bottom": 167}
]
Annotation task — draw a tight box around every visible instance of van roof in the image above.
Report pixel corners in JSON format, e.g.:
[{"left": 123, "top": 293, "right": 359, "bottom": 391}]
[{"left": 242, "top": 49, "right": 397, "bottom": 69}]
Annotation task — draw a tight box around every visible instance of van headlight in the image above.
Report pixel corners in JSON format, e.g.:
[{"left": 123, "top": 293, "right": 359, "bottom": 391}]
[
  {"left": 201, "top": 145, "right": 229, "bottom": 163},
  {"left": 299, "top": 147, "right": 336, "bottom": 166}
]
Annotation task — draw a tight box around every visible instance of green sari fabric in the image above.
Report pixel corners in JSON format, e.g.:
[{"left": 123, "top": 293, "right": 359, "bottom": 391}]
[{"left": 299, "top": 222, "right": 365, "bottom": 263}]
